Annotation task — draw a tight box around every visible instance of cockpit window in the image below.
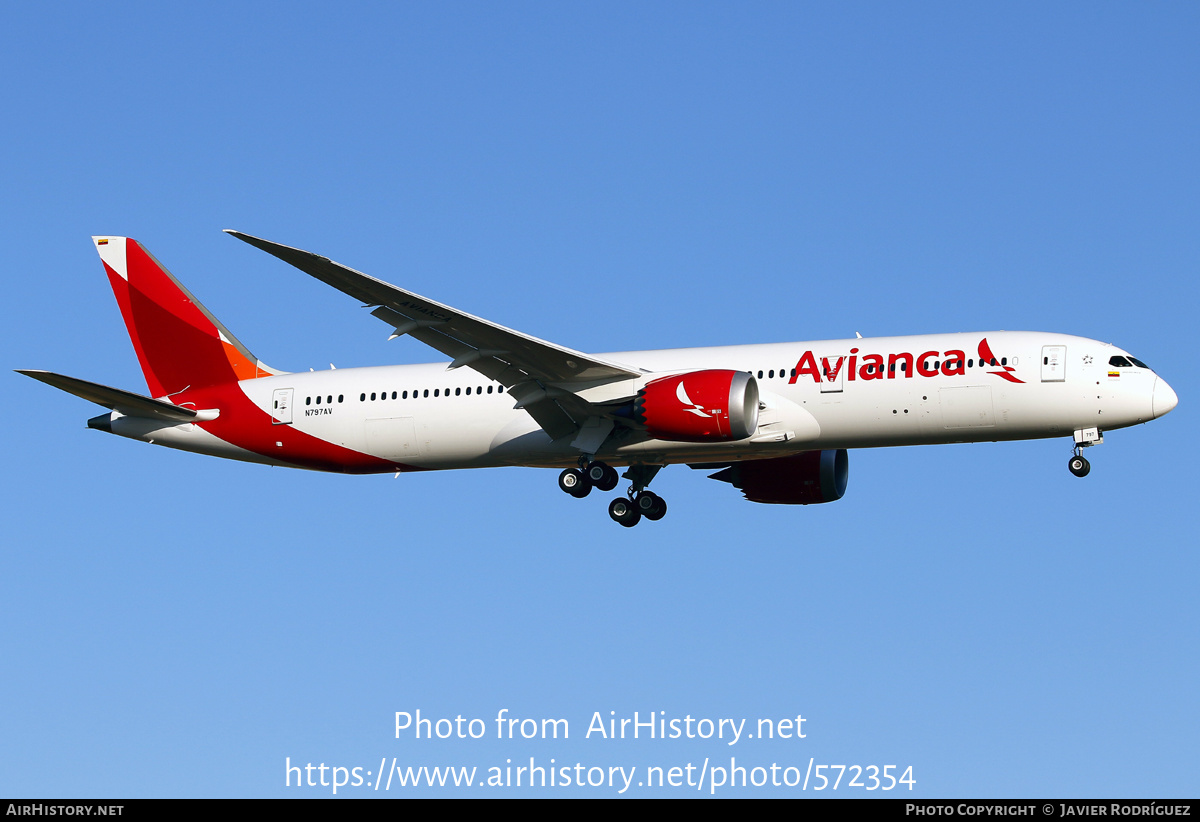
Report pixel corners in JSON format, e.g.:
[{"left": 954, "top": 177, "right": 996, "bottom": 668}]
[
  {"left": 1128, "top": 357, "right": 1151, "bottom": 369},
  {"left": 1109, "top": 356, "right": 1133, "bottom": 368}
]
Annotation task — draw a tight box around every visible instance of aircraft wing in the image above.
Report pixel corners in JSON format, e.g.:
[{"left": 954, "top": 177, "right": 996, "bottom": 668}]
[
  {"left": 17, "top": 370, "right": 199, "bottom": 423},
  {"left": 225, "top": 231, "right": 643, "bottom": 440}
]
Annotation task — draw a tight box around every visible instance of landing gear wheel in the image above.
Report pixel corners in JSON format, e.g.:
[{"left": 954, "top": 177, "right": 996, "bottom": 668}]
[
  {"left": 586, "top": 462, "right": 619, "bottom": 492},
  {"left": 608, "top": 497, "right": 641, "bottom": 527},
  {"left": 558, "top": 468, "right": 592, "bottom": 498},
  {"left": 1068, "top": 455, "right": 1091, "bottom": 478},
  {"left": 636, "top": 491, "right": 667, "bottom": 521}
]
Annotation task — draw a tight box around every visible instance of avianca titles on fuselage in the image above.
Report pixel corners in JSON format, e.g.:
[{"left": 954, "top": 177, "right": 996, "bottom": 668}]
[{"left": 18, "top": 233, "right": 1179, "bottom": 527}]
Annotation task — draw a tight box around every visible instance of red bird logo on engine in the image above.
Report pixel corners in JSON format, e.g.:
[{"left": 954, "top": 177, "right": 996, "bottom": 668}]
[
  {"left": 676, "top": 381, "right": 716, "bottom": 418},
  {"left": 635, "top": 370, "right": 758, "bottom": 442}
]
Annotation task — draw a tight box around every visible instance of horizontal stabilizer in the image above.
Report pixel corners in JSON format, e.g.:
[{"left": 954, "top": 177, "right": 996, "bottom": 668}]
[{"left": 16, "top": 370, "right": 199, "bottom": 423}]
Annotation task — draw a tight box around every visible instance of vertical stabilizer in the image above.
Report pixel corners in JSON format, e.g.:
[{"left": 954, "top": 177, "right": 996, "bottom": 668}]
[{"left": 93, "top": 237, "right": 281, "bottom": 397}]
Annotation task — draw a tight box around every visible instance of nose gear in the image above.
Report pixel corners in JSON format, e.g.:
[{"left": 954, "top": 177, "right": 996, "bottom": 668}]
[
  {"left": 1068, "top": 441, "right": 1092, "bottom": 478},
  {"left": 1068, "top": 428, "right": 1102, "bottom": 478}
]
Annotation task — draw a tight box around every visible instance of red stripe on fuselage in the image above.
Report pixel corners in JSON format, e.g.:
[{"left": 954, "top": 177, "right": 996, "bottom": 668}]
[{"left": 178, "top": 382, "right": 415, "bottom": 474}]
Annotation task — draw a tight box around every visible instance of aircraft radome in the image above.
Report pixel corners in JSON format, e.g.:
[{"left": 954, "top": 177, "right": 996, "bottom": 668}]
[{"left": 19, "top": 233, "right": 1179, "bottom": 527}]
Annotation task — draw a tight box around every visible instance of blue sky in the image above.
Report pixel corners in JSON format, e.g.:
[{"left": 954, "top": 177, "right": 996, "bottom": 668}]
[{"left": 2, "top": 3, "right": 1197, "bottom": 797}]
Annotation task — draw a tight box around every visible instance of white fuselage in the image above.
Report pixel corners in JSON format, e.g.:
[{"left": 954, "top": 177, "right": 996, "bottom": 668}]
[{"left": 112, "top": 331, "right": 1173, "bottom": 473}]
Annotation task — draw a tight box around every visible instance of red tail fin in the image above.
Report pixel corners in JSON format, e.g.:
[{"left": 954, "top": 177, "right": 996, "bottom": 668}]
[{"left": 93, "top": 237, "right": 280, "bottom": 398}]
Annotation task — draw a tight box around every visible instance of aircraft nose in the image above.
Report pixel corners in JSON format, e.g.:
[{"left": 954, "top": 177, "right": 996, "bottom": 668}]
[{"left": 1153, "top": 378, "right": 1179, "bottom": 419}]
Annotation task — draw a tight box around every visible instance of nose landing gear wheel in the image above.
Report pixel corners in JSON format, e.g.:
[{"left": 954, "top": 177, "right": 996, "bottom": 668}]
[
  {"left": 558, "top": 468, "right": 592, "bottom": 498},
  {"left": 609, "top": 497, "right": 641, "bottom": 527},
  {"left": 1068, "top": 455, "right": 1090, "bottom": 478}
]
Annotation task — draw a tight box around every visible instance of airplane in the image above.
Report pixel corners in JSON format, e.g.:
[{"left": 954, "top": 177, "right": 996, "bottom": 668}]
[{"left": 18, "top": 233, "right": 1179, "bottom": 527}]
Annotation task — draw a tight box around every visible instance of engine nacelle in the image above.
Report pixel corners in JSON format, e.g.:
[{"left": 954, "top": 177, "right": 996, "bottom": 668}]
[
  {"left": 635, "top": 370, "right": 759, "bottom": 442},
  {"left": 710, "top": 449, "right": 849, "bottom": 504}
]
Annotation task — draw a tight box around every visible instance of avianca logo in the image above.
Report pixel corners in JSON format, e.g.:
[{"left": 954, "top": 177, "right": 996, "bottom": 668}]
[
  {"left": 787, "top": 337, "right": 1024, "bottom": 385},
  {"left": 676, "top": 381, "right": 717, "bottom": 418},
  {"left": 977, "top": 338, "right": 1024, "bottom": 383}
]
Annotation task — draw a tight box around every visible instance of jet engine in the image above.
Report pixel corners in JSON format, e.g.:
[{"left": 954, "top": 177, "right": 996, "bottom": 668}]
[
  {"left": 709, "top": 449, "right": 849, "bottom": 504},
  {"left": 635, "top": 370, "right": 759, "bottom": 442}
]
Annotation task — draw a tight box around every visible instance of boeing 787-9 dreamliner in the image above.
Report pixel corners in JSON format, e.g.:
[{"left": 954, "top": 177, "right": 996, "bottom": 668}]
[{"left": 19, "top": 233, "right": 1179, "bottom": 527}]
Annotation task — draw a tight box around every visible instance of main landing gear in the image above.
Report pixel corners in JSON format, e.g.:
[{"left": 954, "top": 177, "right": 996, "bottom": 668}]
[
  {"left": 608, "top": 490, "right": 667, "bottom": 528},
  {"left": 557, "top": 461, "right": 619, "bottom": 498},
  {"left": 558, "top": 461, "right": 667, "bottom": 527}
]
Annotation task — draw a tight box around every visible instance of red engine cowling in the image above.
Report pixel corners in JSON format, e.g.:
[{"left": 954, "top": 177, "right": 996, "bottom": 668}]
[
  {"left": 709, "top": 450, "right": 849, "bottom": 504},
  {"left": 635, "top": 370, "right": 759, "bottom": 442}
]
